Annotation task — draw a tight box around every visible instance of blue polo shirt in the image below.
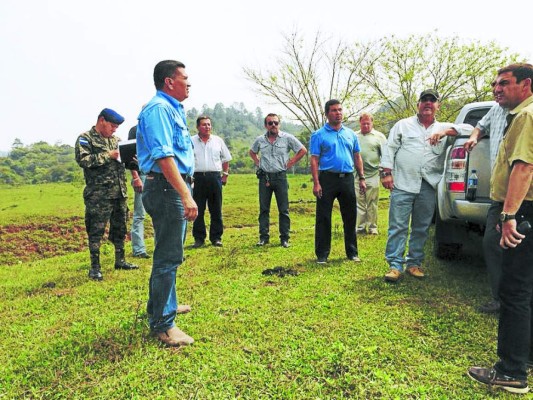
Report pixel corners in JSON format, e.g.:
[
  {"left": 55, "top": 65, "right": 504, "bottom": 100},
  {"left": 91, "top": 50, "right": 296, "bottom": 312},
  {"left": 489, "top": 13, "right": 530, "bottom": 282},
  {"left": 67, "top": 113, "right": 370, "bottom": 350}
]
[
  {"left": 310, "top": 123, "right": 360, "bottom": 172},
  {"left": 136, "top": 90, "right": 194, "bottom": 175}
]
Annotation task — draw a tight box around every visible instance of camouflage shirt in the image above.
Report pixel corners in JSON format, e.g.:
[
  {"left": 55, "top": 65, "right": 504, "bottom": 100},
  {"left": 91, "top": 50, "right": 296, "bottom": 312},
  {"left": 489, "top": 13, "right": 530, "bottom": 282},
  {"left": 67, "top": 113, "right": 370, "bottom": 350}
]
[{"left": 75, "top": 127, "right": 127, "bottom": 199}]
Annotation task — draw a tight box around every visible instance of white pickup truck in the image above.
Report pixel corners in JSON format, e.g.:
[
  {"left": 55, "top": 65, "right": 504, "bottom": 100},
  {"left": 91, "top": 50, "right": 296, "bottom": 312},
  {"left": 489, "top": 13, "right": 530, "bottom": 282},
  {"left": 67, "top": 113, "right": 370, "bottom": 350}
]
[{"left": 435, "top": 101, "right": 496, "bottom": 258}]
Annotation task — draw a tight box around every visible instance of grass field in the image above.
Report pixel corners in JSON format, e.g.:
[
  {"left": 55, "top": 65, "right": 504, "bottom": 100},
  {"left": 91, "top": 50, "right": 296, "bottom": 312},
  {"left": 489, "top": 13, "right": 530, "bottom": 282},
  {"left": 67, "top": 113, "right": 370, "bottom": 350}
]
[{"left": 0, "top": 175, "right": 518, "bottom": 399}]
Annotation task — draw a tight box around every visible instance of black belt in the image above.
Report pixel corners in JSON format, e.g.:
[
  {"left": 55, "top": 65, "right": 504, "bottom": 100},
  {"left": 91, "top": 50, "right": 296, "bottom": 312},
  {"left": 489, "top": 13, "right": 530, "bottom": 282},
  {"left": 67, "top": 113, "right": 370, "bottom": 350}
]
[
  {"left": 147, "top": 172, "right": 194, "bottom": 184},
  {"left": 320, "top": 170, "right": 353, "bottom": 178},
  {"left": 194, "top": 171, "right": 221, "bottom": 176},
  {"left": 264, "top": 171, "right": 286, "bottom": 177}
]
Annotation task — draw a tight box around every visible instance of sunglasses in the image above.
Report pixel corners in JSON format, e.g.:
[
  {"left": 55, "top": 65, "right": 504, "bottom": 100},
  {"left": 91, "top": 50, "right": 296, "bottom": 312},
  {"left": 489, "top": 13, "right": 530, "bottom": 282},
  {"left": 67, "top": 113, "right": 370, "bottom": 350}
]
[
  {"left": 267, "top": 121, "right": 279, "bottom": 126},
  {"left": 420, "top": 97, "right": 438, "bottom": 103}
]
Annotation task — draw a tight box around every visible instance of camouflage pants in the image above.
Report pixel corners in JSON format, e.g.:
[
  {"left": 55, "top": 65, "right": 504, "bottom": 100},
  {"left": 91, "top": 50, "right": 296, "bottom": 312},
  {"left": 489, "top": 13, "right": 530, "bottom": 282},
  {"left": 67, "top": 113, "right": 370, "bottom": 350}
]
[{"left": 84, "top": 196, "right": 128, "bottom": 253}]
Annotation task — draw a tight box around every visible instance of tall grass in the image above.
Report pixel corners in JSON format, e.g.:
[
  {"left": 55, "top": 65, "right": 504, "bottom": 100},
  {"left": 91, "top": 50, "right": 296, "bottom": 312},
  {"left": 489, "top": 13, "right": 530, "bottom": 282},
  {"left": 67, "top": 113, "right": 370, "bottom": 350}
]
[{"left": 0, "top": 176, "right": 513, "bottom": 399}]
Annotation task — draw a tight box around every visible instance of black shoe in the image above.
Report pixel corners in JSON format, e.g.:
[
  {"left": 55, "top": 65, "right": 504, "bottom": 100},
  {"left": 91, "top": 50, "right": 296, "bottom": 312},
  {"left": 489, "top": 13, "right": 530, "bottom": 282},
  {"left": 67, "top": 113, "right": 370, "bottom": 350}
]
[
  {"left": 256, "top": 240, "right": 269, "bottom": 246},
  {"left": 468, "top": 366, "right": 529, "bottom": 394},
  {"left": 281, "top": 241, "right": 290, "bottom": 248},
  {"left": 478, "top": 300, "right": 500, "bottom": 314},
  {"left": 192, "top": 240, "right": 204, "bottom": 248},
  {"left": 212, "top": 240, "right": 223, "bottom": 247},
  {"left": 133, "top": 252, "right": 150, "bottom": 259},
  {"left": 114, "top": 260, "right": 139, "bottom": 270},
  {"left": 88, "top": 268, "right": 103, "bottom": 281}
]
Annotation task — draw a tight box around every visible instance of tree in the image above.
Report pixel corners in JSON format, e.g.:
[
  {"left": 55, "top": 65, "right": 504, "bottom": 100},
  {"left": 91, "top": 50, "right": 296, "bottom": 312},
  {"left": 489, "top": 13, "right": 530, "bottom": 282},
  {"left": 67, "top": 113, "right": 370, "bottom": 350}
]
[
  {"left": 244, "top": 30, "right": 374, "bottom": 133},
  {"left": 245, "top": 30, "right": 522, "bottom": 133},
  {"left": 353, "top": 32, "right": 522, "bottom": 128}
]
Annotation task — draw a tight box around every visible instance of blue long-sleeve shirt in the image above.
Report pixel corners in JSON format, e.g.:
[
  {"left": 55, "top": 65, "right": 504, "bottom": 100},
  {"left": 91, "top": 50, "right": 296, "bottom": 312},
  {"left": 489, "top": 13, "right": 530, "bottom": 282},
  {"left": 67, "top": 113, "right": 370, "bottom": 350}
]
[{"left": 136, "top": 90, "right": 194, "bottom": 176}]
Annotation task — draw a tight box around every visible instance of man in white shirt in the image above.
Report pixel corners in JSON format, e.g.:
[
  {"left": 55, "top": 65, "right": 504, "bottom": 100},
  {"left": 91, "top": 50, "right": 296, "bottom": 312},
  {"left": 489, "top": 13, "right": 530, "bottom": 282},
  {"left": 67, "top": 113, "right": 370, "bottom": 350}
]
[
  {"left": 191, "top": 116, "right": 232, "bottom": 247},
  {"left": 380, "top": 89, "right": 473, "bottom": 282}
]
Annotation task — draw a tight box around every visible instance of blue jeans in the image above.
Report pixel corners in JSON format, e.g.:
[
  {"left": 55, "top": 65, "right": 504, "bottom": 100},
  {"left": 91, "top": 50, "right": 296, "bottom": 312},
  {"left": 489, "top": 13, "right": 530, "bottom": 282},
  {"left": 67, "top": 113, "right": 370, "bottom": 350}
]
[
  {"left": 385, "top": 180, "right": 435, "bottom": 271},
  {"left": 131, "top": 174, "right": 147, "bottom": 256},
  {"left": 142, "top": 174, "right": 189, "bottom": 333}
]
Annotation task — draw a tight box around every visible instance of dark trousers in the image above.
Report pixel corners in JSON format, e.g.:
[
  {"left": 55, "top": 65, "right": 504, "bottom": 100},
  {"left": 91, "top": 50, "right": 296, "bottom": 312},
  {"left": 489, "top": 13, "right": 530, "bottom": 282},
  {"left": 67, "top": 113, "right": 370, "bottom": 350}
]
[
  {"left": 258, "top": 173, "right": 290, "bottom": 242},
  {"left": 192, "top": 172, "right": 223, "bottom": 243},
  {"left": 315, "top": 172, "right": 358, "bottom": 260},
  {"left": 483, "top": 201, "right": 504, "bottom": 301},
  {"left": 84, "top": 196, "right": 127, "bottom": 253},
  {"left": 495, "top": 201, "right": 533, "bottom": 380}
]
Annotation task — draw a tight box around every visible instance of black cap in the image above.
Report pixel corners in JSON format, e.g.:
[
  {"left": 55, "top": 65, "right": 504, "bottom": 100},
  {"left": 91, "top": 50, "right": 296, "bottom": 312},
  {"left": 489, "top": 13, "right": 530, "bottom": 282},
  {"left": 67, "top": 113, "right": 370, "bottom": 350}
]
[
  {"left": 98, "top": 108, "right": 125, "bottom": 125},
  {"left": 418, "top": 89, "right": 440, "bottom": 101}
]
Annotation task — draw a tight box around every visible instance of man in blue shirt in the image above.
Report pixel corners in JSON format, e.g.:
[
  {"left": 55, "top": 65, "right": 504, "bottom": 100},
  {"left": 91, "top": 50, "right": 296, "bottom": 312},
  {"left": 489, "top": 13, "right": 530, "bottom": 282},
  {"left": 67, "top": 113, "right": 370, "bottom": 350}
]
[
  {"left": 310, "top": 99, "right": 366, "bottom": 264},
  {"left": 136, "top": 60, "right": 198, "bottom": 347}
]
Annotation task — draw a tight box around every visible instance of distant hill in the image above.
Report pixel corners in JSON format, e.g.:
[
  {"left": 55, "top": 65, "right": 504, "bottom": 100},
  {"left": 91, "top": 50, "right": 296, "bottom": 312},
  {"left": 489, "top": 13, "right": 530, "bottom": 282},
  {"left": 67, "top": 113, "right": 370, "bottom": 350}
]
[{"left": 0, "top": 103, "right": 309, "bottom": 184}]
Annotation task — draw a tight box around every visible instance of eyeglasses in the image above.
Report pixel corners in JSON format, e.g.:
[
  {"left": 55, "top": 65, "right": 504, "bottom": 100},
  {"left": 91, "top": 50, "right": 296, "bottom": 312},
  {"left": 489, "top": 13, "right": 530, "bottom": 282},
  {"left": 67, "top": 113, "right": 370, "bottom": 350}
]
[
  {"left": 420, "top": 97, "right": 438, "bottom": 103},
  {"left": 267, "top": 121, "right": 279, "bottom": 126}
]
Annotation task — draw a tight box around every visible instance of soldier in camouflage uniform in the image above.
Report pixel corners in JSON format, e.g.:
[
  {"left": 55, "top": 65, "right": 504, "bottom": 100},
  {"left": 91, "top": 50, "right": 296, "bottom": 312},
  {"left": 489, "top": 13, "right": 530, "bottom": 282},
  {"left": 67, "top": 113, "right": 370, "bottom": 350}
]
[{"left": 75, "top": 108, "right": 138, "bottom": 280}]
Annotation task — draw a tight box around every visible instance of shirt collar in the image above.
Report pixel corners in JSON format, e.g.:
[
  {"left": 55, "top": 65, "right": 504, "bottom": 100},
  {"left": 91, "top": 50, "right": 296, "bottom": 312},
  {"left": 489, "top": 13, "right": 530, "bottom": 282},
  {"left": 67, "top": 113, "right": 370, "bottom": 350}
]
[
  {"left": 416, "top": 114, "right": 436, "bottom": 127},
  {"left": 509, "top": 95, "right": 533, "bottom": 115},
  {"left": 156, "top": 90, "right": 183, "bottom": 109},
  {"left": 324, "top": 123, "right": 344, "bottom": 132},
  {"left": 264, "top": 131, "right": 286, "bottom": 139}
]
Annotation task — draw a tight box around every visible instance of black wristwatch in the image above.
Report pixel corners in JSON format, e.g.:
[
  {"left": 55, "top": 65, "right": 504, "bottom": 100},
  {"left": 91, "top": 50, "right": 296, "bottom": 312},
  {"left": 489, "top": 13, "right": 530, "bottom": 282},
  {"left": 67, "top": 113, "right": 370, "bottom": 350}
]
[{"left": 499, "top": 212, "right": 516, "bottom": 222}]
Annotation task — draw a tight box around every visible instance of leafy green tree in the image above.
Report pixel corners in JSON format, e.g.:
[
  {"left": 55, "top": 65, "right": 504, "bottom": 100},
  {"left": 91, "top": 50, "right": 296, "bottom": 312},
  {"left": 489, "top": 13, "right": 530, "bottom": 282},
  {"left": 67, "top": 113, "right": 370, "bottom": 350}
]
[
  {"left": 0, "top": 142, "right": 82, "bottom": 185},
  {"left": 353, "top": 32, "right": 522, "bottom": 128},
  {"left": 245, "top": 30, "right": 523, "bottom": 133}
]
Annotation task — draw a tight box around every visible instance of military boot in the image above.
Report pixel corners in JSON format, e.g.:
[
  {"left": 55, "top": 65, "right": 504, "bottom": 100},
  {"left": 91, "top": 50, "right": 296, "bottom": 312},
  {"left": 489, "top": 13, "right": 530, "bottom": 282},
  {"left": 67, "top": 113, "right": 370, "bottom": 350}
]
[
  {"left": 114, "top": 247, "right": 139, "bottom": 270},
  {"left": 88, "top": 252, "right": 103, "bottom": 281}
]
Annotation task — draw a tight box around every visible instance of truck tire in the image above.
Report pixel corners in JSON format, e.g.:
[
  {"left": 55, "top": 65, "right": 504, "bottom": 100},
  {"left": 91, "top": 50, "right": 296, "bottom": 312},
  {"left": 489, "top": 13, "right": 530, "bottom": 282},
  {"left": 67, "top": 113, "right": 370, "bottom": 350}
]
[{"left": 434, "top": 203, "right": 463, "bottom": 260}]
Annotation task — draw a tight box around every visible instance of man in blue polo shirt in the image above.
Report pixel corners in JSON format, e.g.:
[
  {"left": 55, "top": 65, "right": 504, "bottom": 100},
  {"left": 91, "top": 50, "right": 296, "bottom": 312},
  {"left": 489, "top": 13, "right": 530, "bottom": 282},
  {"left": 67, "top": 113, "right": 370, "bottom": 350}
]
[
  {"left": 310, "top": 99, "right": 366, "bottom": 264},
  {"left": 136, "top": 60, "right": 198, "bottom": 347}
]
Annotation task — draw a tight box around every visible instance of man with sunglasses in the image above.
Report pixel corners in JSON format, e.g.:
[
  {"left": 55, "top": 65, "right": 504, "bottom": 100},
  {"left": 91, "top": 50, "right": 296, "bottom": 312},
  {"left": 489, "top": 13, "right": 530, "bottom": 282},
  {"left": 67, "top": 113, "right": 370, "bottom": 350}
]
[
  {"left": 381, "top": 90, "right": 473, "bottom": 282},
  {"left": 249, "top": 113, "right": 307, "bottom": 248},
  {"left": 75, "top": 108, "right": 139, "bottom": 281}
]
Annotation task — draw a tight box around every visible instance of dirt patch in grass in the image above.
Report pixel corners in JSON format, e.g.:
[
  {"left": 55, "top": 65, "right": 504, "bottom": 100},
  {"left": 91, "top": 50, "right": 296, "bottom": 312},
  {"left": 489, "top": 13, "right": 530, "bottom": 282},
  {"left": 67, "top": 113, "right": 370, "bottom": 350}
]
[{"left": 0, "top": 216, "right": 87, "bottom": 265}]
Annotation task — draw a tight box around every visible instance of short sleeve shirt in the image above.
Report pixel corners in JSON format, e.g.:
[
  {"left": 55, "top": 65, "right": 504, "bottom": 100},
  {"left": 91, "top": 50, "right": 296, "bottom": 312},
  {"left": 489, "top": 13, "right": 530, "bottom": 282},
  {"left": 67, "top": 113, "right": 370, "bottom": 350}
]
[
  {"left": 250, "top": 131, "right": 304, "bottom": 173},
  {"left": 310, "top": 123, "right": 361, "bottom": 173},
  {"left": 490, "top": 96, "right": 533, "bottom": 202}
]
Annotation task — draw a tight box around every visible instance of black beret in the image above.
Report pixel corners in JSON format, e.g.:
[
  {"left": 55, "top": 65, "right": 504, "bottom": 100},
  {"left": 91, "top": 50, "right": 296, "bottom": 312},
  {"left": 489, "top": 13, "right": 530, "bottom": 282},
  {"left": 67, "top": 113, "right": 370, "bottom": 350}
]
[{"left": 98, "top": 108, "right": 125, "bottom": 125}]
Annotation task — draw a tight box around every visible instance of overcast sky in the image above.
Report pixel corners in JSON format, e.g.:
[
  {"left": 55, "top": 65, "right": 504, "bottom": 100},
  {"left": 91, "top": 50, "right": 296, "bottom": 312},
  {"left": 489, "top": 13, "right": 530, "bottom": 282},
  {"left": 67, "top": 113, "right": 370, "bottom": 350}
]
[{"left": 0, "top": 0, "right": 531, "bottom": 151}]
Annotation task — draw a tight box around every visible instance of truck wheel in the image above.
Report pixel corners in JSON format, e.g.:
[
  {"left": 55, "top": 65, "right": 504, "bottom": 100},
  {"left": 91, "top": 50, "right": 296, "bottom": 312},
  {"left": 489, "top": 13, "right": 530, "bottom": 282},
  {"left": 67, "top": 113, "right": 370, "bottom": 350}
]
[
  {"left": 434, "top": 203, "right": 464, "bottom": 260},
  {"left": 435, "top": 242, "right": 463, "bottom": 260}
]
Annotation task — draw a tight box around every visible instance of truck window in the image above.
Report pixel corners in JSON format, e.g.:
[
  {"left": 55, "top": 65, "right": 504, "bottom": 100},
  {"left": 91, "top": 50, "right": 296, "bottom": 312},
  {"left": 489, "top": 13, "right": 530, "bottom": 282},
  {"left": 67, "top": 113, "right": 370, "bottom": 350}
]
[{"left": 463, "top": 108, "right": 491, "bottom": 131}]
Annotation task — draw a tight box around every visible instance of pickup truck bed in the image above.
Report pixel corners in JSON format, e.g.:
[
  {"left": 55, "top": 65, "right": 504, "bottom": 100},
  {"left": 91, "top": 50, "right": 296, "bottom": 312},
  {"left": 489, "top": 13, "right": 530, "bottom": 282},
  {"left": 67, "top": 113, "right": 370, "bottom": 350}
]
[{"left": 435, "top": 101, "right": 496, "bottom": 258}]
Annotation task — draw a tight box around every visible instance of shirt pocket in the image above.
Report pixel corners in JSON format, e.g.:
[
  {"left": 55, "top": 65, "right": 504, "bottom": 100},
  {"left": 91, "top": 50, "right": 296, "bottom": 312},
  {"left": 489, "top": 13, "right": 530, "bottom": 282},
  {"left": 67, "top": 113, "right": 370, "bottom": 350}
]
[
  {"left": 402, "top": 131, "right": 424, "bottom": 150},
  {"left": 173, "top": 118, "right": 190, "bottom": 150},
  {"left": 431, "top": 139, "right": 446, "bottom": 155}
]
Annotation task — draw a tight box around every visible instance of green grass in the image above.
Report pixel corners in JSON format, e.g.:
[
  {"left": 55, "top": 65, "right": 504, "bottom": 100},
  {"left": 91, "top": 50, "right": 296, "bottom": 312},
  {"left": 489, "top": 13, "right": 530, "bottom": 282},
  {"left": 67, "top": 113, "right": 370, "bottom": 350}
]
[{"left": 0, "top": 175, "right": 518, "bottom": 399}]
